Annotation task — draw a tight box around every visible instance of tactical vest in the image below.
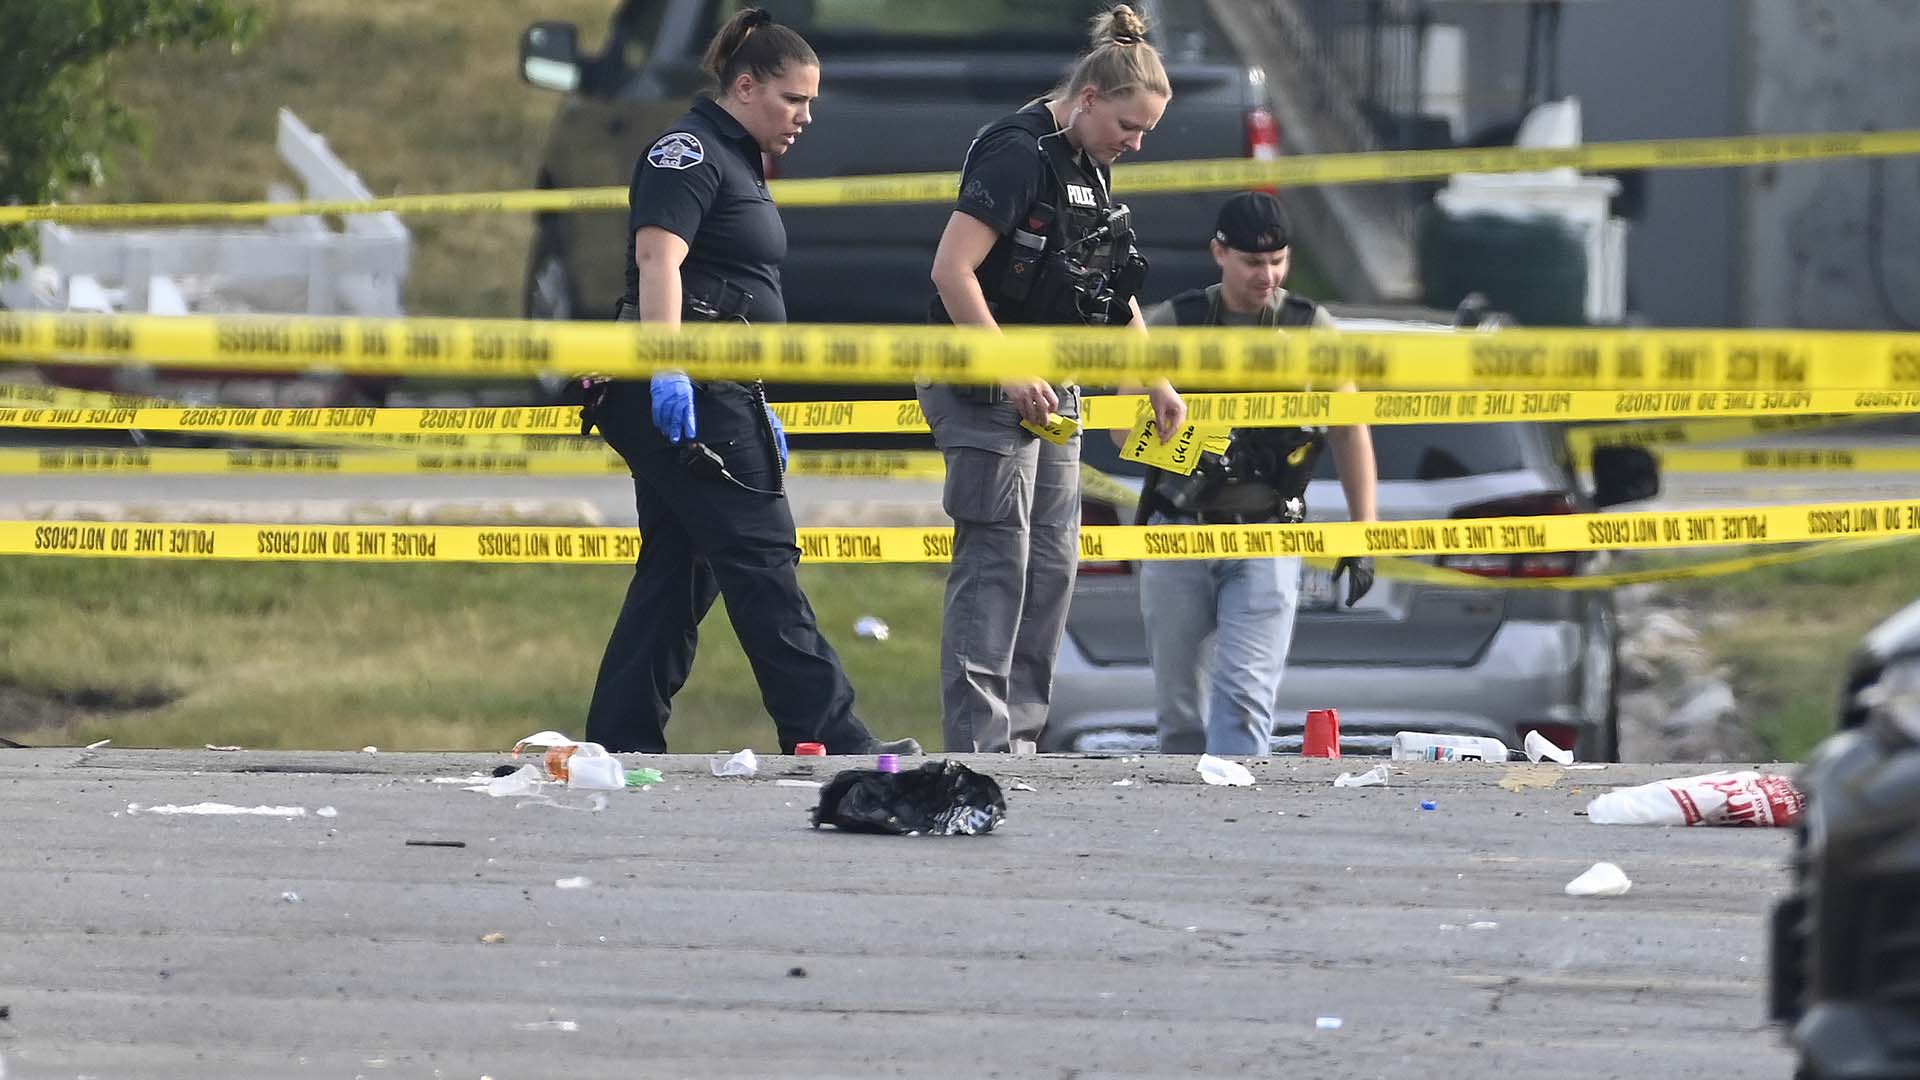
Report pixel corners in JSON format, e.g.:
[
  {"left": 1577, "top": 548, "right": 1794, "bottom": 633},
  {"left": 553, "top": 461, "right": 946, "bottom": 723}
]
[
  {"left": 1136, "top": 286, "right": 1327, "bottom": 525},
  {"left": 959, "top": 105, "right": 1142, "bottom": 326}
]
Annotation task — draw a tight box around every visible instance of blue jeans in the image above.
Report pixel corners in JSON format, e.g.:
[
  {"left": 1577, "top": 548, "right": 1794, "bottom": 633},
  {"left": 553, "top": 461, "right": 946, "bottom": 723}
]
[{"left": 1139, "top": 513, "right": 1301, "bottom": 756}]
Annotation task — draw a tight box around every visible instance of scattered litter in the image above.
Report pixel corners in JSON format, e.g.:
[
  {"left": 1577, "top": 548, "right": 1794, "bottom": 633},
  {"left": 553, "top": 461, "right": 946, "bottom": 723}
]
[
  {"left": 84, "top": 739, "right": 111, "bottom": 750},
  {"left": 1183, "top": 926, "right": 1198, "bottom": 932},
  {"left": 512, "top": 1020, "right": 580, "bottom": 1033},
  {"left": 1586, "top": 770, "right": 1804, "bottom": 827},
  {"left": 775, "top": 778, "right": 823, "bottom": 789},
  {"left": 1564, "top": 861, "right": 1633, "bottom": 897},
  {"left": 470, "top": 765, "right": 542, "bottom": 798},
  {"left": 1438, "top": 923, "right": 1462, "bottom": 932},
  {"left": 1391, "top": 731, "right": 1510, "bottom": 763},
  {"left": 1523, "top": 730, "right": 1575, "bottom": 765},
  {"left": 1567, "top": 764, "right": 1608, "bottom": 771},
  {"left": 429, "top": 776, "right": 487, "bottom": 785},
  {"left": 625, "top": 767, "right": 664, "bottom": 788},
  {"left": 1499, "top": 765, "right": 1564, "bottom": 793},
  {"left": 554, "top": 877, "right": 592, "bottom": 890},
  {"left": 711, "top": 749, "right": 759, "bottom": 778},
  {"left": 1111, "top": 778, "right": 1134, "bottom": 787},
  {"left": 854, "top": 615, "right": 891, "bottom": 641},
  {"left": 491, "top": 764, "right": 523, "bottom": 778},
  {"left": 787, "top": 966, "right": 808, "bottom": 978},
  {"left": 361, "top": 746, "right": 379, "bottom": 755},
  {"left": 812, "top": 760, "right": 1006, "bottom": 836},
  {"left": 479, "top": 932, "right": 508, "bottom": 944},
  {"left": 204, "top": 744, "right": 243, "bottom": 752},
  {"left": 316, "top": 806, "right": 338, "bottom": 818},
  {"left": 1011, "top": 781, "right": 1037, "bottom": 792},
  {"left": 1467, "top": 921, "right": 1499, "bottom": 931},
  {"left": 1197, "top": 755, "right": 1255, "bottom": 787},
  {"left": 1419, "top": 800, "right": 1439, "bottom": 811},
  {"left": 1333, "top": 765, "right": 1390, "bottom": 788},
  {"left": 1012, "top": 739, "right": 1038, "bottom": 755},
  {"left": 1316, "top": 1017, "right": 1344, "bottom": 1031},
  {"left": 127, "top": 802, "right": 306, "bottom": 817},
  {"left": 280, "top": 891, "right": 302, "bottom": 903},
  {"left": 565, "top": 755, "right": 626, "bottom": 791},
  {"left": 405, "top": 839, "right": 467, "bottom": 848}
]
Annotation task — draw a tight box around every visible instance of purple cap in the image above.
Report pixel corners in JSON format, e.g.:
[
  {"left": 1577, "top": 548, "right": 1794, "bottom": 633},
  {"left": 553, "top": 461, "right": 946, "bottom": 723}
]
[{"left": 875, "top": 754, "right": 900, "bottom": 773}]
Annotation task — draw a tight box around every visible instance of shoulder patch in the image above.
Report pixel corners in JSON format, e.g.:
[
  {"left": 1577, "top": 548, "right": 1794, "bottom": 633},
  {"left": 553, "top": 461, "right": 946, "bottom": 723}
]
[{"left": 647, "top": 132, "right": 706, "bottom": 171}]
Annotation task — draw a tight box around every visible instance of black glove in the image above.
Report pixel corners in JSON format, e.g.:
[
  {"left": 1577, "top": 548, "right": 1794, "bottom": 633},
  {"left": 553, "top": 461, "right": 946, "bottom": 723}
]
[{"left": 1331, "top": 556, "right": 1375, "bottom": 607}]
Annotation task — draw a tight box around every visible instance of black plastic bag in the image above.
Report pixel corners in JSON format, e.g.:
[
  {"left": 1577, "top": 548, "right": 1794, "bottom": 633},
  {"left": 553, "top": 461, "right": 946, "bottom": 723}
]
[{"left": 811, "top": 760, "right": 1005, "bottom": 836}]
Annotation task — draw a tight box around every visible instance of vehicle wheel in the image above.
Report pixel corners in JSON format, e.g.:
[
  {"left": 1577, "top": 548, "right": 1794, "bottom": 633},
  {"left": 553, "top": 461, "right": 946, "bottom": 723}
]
[
  {"left": 523, "top": 219, "right": 577, "bottom": 321},
  {"left": 1583, "top": 597, "right": 1622, "bottom": 761}
]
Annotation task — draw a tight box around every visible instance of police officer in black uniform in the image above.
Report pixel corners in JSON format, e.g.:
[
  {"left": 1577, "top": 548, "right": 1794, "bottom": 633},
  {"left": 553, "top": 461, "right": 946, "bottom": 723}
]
[
  {"left": 921, "top": 4, "right": 1186, "bottom": 753},
  {"left": 582, "top": 8, "right": 918, "bottom": 758}
]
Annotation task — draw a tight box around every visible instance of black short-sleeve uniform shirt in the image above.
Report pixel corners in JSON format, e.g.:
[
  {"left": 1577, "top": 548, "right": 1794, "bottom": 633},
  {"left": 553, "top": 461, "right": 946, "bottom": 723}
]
[
  {"left": 624, "top": 96, "right": 787, "bottom": 324},
  {"left": 936, "top": 101, "right": 1113, "bottom": 326}
]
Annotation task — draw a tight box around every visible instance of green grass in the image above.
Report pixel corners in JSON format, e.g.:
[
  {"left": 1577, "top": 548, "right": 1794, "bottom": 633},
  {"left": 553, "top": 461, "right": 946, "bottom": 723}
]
[
  {"left": 1636, "top": 540, "right": 1920, "bottom": 760},
  {"left": 93, "top": 0, "right": 617, "bottom": 319},
  {"left": 0, "top": 558, "right": 945, "bottom": 753}
]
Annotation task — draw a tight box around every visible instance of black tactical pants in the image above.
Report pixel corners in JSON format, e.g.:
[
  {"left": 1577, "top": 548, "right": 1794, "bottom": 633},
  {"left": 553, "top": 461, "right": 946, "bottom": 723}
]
[{"left": 583, "top": 380, "right": 873, "bottom": 754}]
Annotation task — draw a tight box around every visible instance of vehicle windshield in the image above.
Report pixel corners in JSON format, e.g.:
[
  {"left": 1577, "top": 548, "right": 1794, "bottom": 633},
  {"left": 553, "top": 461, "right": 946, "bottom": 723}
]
[{"left": 1312, "top": 425, "right": 1528, "bottom": 482}]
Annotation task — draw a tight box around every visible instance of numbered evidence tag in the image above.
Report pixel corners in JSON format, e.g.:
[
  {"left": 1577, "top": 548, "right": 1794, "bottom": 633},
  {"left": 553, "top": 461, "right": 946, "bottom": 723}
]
[
  {"left": 1019, "top": 412, "right": 1083, "bottom": 446},
  {"left": 1118, "top": 418, "right": 1231, "bottom": 475}
]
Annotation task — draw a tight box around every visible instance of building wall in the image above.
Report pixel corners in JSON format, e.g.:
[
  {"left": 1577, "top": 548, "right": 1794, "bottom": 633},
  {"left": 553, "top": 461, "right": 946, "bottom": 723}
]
[
  {"left": 1559, "top": 0, "right": 1743, "bottom": 327},
  {"left": 1741, "top": 0, "right": 1920, "bottom": 329}
]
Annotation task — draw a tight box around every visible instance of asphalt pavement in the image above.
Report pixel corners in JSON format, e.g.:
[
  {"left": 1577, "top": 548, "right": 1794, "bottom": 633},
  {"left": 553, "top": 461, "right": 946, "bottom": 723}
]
[{"left": 0, "top": 749, "right": 1796, "bottom": 1078}]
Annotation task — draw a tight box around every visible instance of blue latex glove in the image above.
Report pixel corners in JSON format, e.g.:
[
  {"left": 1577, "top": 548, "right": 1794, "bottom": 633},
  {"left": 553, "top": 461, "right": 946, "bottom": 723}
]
[
  {"left": 650, "top": 371, "right": 695, "bottom": 442},
  {"left": 765, "top": 404, "right": 788, "bottom": 471}
]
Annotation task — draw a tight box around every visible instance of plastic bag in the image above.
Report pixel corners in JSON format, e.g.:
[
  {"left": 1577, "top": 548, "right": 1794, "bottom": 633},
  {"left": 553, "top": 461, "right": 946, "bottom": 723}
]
[
  {"left": 1585, "top": 770, "right": 1804, "bottom": 827},
  {"left": 812, "top": 760, "right": 1005, "bottom": 836}
]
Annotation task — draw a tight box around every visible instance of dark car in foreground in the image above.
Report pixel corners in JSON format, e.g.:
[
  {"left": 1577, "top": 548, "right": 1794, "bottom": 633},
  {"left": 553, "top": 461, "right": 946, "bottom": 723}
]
[{"left": 1772, "top": 598, "right": 1920, "bottom": 1079}]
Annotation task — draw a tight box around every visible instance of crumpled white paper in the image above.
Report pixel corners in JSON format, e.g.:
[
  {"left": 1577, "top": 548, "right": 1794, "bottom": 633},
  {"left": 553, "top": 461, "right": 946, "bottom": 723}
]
[
  {"left": 1196, "top": 755, "right": 1255, "bottom": 787},
  {"left": 1564, "top": 861, "right": 1633, "bottom": 897}
]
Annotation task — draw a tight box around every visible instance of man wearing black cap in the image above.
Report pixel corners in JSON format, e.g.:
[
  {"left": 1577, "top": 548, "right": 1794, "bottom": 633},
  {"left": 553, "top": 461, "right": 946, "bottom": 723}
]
[{"left": 1135, "top": 191, "right": 1378, "bottom": 756}]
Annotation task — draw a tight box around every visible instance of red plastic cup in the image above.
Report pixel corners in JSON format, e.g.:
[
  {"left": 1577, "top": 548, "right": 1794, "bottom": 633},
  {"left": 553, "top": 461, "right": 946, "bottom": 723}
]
[
  {"left": 1303, "top": 709, "right": 1341, "bottom": 758},
  {"left": 794, "top": 742, "right": 827, "bottom": 757}
]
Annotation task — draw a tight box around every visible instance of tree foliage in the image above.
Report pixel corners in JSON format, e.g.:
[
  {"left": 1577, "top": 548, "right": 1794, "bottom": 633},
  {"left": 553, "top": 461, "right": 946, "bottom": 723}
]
[{"left": 0, "top": 0, "right": 260, "bottom": 258}]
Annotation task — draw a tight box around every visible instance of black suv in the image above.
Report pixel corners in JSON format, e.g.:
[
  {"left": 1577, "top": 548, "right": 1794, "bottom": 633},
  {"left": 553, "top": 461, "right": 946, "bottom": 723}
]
[
  {"left": 1772, "top": 597, "right": 1920, "bottom": 1079},
  {"left": 518, "top": 0, "right": 1283, "bottom": 325}
]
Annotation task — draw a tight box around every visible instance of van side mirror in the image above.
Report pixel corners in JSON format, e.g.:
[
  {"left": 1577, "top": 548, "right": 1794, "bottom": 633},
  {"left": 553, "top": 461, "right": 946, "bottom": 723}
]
[
  {"left": 1590, "top": 445, "right": 1660, "bottom": 508},
  {"left": 520, "top": 22, "right": 582, "bottom": 92}
]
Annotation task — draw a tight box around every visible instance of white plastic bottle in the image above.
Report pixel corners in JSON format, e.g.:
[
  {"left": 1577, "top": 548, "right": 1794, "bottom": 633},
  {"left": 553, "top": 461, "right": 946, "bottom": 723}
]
[{"left": 1390, "top": 731, "right": 1513, "bottom": 763}]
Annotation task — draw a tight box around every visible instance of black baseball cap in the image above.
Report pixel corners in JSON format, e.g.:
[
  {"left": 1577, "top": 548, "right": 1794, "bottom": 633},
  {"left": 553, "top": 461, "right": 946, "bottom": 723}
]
[{"left": 1213, "top": 191, "right": 1292, "bottom": 252}]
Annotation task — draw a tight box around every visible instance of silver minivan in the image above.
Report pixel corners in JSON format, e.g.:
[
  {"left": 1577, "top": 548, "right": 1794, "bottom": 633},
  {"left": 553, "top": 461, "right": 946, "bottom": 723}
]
[{"left": 1046, "top": 313, "right": 1658, "bottom": 760}]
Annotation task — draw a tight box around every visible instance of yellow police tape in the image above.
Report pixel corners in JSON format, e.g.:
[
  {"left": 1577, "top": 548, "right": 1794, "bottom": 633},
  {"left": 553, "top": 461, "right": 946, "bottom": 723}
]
[
  {"left": 7, "top": 497, "right": 1920, "bottom": 563},
  {"left": 1652, "top": 447, "right": 1920, "bottom": 474},
  {"left": 10, "top": 311, "right": 1920, "bottom": 390},
  {"left": 1567, "top": 413, "right": 1869, "bottom": 455},
  {"left": 0, "top": 444, "right": 948, "bottom": 479},
  {"left": 1306, "top": 536, "right": 1916, "bottom": 592},
  {"left": 21, "top": 439, "right": 1919, "bottom": 480},
  {"left": 4, "top": 387, "right": 1918, "bottom": 443},
  {"left": 5, "top": 130, "right": 1918, "bottom": 224}
]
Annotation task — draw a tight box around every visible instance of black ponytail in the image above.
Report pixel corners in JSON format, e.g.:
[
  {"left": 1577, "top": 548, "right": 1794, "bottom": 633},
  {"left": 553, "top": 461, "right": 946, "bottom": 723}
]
[{"left": 701, "top": 6, "right": 818, "bottom": 91}]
